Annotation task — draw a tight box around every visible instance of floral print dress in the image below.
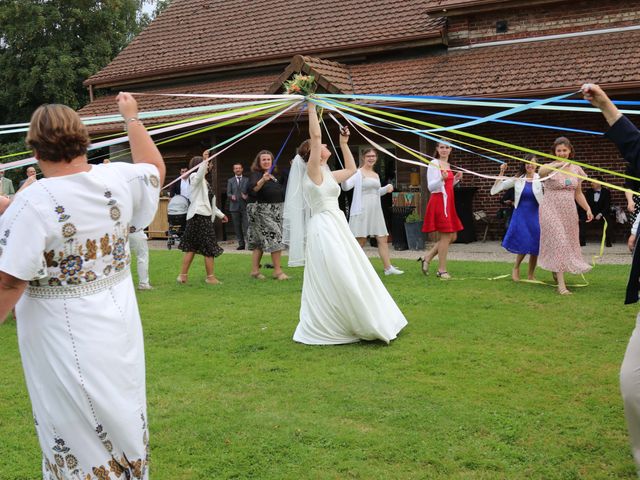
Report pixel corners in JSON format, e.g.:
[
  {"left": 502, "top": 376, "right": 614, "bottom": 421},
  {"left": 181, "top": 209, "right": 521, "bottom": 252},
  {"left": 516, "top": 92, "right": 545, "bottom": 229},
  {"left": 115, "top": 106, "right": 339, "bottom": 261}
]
[
  {"left": 538, "top": 164, "right": 592, "bottom": 274},
  {"left": 0, "top": 162, "right": 160, "bottom": 479}
]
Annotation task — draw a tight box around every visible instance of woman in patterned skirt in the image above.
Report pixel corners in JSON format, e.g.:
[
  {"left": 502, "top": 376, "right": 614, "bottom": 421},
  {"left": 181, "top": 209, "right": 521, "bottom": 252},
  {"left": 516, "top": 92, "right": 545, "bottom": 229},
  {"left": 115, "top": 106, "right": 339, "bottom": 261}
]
[
  {"left": 538, "top": 137, "right": 593, "bottom": 295},
  {"left": 177, "top": 150, "right": 228, "bottom": 285},
  {"left": 0, "top": 93, "right": 164, "bottom": 478},
  {"left": 247, "top": 150, "right": 289, "bottom": 280},
  {"left": 419, "top": 142, "right": 463, "bottom": 279}
]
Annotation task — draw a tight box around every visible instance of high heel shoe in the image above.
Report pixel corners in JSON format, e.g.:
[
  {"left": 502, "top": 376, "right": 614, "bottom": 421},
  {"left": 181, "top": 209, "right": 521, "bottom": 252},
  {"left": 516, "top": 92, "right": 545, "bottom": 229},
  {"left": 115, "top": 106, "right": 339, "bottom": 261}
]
[
  {"left": 205, "top": 275, "right": 221, "bottom": 285},
  {"left": 417, "top": 257, "right": 429, "bottom": 276},
  {"left": 176, "top": 274, "right": 188, "bottom": 284},
  {"left": 436, "top": 271, "right": 451, "bottom": 280}
]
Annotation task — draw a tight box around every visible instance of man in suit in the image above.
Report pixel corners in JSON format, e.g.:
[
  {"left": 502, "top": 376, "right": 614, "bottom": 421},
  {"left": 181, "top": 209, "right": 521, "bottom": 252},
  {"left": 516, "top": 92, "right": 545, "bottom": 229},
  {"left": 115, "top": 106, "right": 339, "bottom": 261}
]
[
  {"left": 585, "top": 177, "right": 615, "bottom": 247},
  {"left": 582, "top": 177, "right": 612, "bottom": 247},
  {"left": 0, "top": 169, "right": 15, "bottom": 197},
  {"left": 226, "top": 163, "right": 249, "bottom": 250},
  {"left": 18, "top": 166, "right": 36, "bottom": 189},
  {"left": 170, "top": 166, "right": 191, "bottom": 200}
]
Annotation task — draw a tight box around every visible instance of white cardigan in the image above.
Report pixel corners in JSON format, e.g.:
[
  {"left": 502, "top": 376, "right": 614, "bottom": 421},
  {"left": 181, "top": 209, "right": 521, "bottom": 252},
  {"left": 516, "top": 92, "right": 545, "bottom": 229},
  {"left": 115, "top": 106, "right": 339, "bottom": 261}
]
[
  {"left": 186, "top": 160, "right": 225, "bottom": 221},
  {"left": 490, "top": 174, "right": 543, "bottom": 208},
  {"left": 341, "top": 169, "right": 388, "bottom": 216},
  {"left": 426, "top": 159, "right": 459, "bottom": 217}
]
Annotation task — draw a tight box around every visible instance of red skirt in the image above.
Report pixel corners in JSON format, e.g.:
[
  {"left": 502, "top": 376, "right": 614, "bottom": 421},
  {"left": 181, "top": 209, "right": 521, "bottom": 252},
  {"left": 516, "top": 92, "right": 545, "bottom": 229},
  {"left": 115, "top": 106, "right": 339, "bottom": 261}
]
[{"left": 422, "top": 192, "right": 463, "bottom": 233}]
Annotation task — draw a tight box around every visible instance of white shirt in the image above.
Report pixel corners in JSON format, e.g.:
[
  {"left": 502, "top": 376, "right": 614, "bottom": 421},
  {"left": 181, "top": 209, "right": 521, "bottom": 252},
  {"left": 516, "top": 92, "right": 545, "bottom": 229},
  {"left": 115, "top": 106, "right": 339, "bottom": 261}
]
[{"left": 180, "top": 178, "right": 191, "bottom": 200}]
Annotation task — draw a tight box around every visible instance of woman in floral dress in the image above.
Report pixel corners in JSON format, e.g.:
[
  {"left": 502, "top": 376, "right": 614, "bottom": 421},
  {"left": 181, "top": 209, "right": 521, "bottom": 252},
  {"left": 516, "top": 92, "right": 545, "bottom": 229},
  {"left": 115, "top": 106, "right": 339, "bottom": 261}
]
[
  {"left": 538, "top": 137, "right": 593, "bottom": 294},
  {"left": 0, "top": 93, "right": 164, "bottom": 479}
]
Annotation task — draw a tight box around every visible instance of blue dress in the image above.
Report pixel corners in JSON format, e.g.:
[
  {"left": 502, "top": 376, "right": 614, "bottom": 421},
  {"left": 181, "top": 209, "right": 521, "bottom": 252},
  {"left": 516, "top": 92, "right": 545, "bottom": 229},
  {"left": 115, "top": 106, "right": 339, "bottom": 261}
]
[{"left": 502, "top": 182, "right": 540, "bottom": 255}]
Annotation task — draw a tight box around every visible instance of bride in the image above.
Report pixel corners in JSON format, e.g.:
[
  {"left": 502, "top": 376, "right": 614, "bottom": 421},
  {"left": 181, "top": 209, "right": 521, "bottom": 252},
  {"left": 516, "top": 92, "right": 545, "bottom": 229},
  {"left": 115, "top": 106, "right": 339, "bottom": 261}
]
[{"left": 284, "top": 102, "right": 407, "bottom": 344}]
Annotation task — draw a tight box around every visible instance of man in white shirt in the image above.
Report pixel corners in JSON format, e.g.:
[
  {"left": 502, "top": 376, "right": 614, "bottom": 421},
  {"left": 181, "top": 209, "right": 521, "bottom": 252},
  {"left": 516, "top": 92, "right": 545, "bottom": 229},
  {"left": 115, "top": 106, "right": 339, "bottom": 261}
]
[{"left": 170, "top": 166, "right": 191, "bottom": 200}]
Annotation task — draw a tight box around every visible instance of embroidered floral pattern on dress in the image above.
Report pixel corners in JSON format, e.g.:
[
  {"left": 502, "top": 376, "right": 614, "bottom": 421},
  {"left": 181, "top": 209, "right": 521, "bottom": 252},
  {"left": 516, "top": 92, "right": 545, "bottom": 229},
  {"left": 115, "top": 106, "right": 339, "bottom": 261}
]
[
  {"left": 26, "top": 182, "right": 134, "bottom": 288},
  {"left": 110, "top": 206, "right": 121, "bottom": 221},
  {"left": 62, "top": 222, "right": 77, "bottom": 238},
  {"left": 43, "top": 427, "right": 148, "bottom": 479},
  {"left": 112, "top": 238, "right": 126, "bottom": 261},
  {"left": 60, "top": 255, "right": 83, "bottom": 277}
]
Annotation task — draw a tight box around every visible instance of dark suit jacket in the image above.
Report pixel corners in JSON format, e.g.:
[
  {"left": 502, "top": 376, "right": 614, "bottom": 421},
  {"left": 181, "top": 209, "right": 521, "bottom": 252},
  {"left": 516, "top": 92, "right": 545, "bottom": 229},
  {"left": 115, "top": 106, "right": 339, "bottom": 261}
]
[
  {"left": 226, "top": 175, "right": 249, "bottom": 212},
  {"left": 170, "top": 179, "right": 189, "bottom": 198},
  {"left": 585, "top": 187, "right": 611, "bottom": 217},
  {"left": 606, "top": 115, "right": 640, "bottom": 304}
]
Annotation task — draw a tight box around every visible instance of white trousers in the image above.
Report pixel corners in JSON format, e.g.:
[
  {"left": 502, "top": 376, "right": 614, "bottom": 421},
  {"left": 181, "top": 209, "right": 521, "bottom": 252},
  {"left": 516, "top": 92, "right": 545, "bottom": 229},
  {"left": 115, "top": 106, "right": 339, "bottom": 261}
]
[
  {"left": 621, "top": 312, "right": 640, "bottom": 476},
  {"left": 129, "top": 230, "right": 150, "bottom": 285}
]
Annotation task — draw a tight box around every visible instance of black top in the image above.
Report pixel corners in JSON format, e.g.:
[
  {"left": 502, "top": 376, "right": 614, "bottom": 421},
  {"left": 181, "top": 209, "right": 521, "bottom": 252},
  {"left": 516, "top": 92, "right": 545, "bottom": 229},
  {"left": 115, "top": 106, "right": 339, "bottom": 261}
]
[
  {"left": 606, "top": 115, "right": 640, "bottom": 304},
  {"left": 248, "top": 171, "right": 285, "bottom": 204}
]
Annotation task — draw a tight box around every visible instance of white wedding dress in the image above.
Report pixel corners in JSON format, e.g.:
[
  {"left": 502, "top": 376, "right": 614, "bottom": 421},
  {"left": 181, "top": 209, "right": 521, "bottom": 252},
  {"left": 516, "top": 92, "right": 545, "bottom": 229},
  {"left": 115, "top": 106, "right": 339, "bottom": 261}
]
[{"left": 293, "top": 167, "right": 407, "bottom": 344}]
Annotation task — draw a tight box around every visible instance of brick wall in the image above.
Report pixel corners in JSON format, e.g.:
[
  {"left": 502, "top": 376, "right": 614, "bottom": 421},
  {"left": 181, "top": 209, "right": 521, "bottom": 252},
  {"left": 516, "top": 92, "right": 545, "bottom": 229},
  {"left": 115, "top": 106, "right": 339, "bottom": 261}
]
[
  {"left": 433, "top": 106, "right": 637, "bottom": 240},
  {"left": 447, "top": 0, "right": 640, "bottom": 47}
]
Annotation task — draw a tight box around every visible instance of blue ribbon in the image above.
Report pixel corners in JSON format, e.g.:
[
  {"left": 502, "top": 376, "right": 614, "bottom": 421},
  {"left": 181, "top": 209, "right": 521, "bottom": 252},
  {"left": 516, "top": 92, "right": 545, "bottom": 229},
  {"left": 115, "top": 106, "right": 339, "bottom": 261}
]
[
  {"left": 269, "top": 104, "right": 305, "bottom": 173},
  {"left": 314, "top": 98, "right": 507, "bottom": 164},
  {"left": 360, "top": 103, "right": 602, "bottom": 136}
]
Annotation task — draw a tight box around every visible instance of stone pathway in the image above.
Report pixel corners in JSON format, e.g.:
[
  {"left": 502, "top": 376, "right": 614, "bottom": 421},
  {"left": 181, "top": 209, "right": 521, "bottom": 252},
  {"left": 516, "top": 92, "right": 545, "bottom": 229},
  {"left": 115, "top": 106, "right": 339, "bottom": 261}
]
[{"left": 150, "top": 238, "right": 632, "bottom": 265}]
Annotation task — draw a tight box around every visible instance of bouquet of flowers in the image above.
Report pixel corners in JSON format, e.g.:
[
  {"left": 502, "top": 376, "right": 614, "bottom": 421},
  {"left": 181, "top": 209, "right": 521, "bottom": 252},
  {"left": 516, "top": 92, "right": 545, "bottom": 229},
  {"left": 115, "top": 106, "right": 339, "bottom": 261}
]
[{"left": 283, "top": 74, "right": 316, "bottom": 96}]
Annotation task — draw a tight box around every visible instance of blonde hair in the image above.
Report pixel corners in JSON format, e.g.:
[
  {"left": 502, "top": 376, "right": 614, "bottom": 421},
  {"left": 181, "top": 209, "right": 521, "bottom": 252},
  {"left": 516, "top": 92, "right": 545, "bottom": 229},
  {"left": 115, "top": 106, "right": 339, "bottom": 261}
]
[{"left": 26, "top": 104, "right": 90, "bottom": 162}]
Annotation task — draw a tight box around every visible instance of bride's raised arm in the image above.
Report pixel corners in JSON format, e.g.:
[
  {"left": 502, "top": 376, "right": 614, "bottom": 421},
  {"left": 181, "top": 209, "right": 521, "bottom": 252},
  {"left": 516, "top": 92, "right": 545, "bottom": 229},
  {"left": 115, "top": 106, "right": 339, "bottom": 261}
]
[
  {"left": 332, "top": 125, "right": 357, "bottom": 184},
  {"left": 306, "top": 103, "right": 324, "bottom": 185}
]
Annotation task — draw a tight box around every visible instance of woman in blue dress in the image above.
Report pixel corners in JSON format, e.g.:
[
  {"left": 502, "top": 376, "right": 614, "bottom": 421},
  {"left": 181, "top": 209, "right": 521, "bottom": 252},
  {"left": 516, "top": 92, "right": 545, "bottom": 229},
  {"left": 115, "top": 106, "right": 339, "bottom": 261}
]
[{"left": 491, "top": 154, "right": 544, "bottom": 281}]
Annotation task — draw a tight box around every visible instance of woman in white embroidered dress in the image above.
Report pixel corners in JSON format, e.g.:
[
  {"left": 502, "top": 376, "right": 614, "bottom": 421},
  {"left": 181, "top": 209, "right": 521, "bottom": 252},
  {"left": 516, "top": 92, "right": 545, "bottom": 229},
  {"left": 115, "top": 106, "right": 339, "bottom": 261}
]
[
  {"left": 341, "top": 147, "right": 403, "bottom": 276},
  {"left": 0, "top": 93, "right": 164, "bottom": 479},
  {"left": 287, "top": 103, "right": 407, "bottom": 344}
]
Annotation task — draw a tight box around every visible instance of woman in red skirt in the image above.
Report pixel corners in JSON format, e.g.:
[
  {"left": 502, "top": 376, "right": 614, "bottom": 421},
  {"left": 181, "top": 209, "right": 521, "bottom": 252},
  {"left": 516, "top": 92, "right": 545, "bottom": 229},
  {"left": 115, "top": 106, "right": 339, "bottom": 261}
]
[{"left": 419, "top": 142, "right": 463, "bottom": 279}]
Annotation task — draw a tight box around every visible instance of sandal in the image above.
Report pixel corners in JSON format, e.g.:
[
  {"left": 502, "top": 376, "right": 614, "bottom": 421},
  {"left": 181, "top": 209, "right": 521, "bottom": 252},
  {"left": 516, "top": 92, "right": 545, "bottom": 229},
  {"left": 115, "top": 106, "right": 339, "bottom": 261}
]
[
  {"left": 417, "top": 257, "right": 430, "bottom": 276},
  {"left": 558, "top": 287, "right": 572, "bottom": 295},
  {"left": 436, "top": 271, "right": 451, "bottom": 280},
  {"left": 176, "top": 274, "right": 188, "bottom": 284},
  {"left": 250, "top": 272, "right": 266, "bottom": 280},
  {"left": 273, "top": 272, "right": 290, "bottom": 281},
  {"left": 205, "top": 275, "right": 221, "bottom": 285}
]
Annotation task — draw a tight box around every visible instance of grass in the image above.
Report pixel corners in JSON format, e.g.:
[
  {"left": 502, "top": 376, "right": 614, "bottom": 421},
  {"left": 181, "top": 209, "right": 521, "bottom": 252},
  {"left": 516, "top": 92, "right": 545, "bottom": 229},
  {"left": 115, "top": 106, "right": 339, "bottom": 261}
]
[{"left": 0, "top": 250, "right": 637, "bottom": 479}]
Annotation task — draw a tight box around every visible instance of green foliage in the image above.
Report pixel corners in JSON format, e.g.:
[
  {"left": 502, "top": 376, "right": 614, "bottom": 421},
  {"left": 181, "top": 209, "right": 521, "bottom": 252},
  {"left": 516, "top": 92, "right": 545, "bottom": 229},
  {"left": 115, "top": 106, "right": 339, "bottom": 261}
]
[
  {"left": 0, "top": 0, "right": 151, "bottom": 124},
  {"left": 283, "top": 74, "right": 316, "bottom": 96},
  {"left": 0, "top": 252, "right": 636, "bottom": 478},
  {"left": 405, "top": 210, "right": 422, "bottom": 223}
]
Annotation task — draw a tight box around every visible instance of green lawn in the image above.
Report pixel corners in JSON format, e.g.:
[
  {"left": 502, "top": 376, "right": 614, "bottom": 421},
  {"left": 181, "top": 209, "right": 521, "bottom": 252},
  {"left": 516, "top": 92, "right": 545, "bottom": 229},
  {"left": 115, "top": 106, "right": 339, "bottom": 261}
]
[{"left": 0, "top": 251, "right": 637, "bottom": 479}]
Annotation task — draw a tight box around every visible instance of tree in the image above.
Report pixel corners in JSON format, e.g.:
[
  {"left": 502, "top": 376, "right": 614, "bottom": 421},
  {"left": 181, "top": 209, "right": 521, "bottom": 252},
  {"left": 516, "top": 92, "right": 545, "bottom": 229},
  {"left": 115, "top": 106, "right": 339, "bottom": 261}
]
[{"left": 0, "top": 0, "right": 154, "bottom": 126}]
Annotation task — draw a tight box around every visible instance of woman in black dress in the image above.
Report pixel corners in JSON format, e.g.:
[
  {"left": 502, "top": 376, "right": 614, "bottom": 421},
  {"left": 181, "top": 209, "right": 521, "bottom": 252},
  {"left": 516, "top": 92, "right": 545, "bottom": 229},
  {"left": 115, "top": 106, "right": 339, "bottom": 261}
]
[{"left": 177, "top": 150, "right": 228, "bottom": 284}]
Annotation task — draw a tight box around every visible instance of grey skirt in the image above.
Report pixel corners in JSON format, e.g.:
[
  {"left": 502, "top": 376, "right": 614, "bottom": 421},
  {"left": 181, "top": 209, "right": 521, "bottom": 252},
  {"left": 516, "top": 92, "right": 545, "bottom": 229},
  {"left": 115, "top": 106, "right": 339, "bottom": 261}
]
[{"left": 247, "top": 202, "right": 285, "bottom": 253}]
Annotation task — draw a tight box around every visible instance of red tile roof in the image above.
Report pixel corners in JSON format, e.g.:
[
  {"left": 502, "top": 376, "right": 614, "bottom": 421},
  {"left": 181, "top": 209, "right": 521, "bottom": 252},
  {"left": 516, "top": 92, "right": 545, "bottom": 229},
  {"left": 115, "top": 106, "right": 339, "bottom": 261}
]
[
  {"left": 349, "top": 29, "right": 640, "bottom": 96},
  {"left": 426, "top": 0, "right": 565, "bottom": 15},
  {"left": 266, "top": 55, "right": 355, "bottom": 95},
  {"left": 80, "top": 30, "right": 640, "bottom": 133},
  {"left": 85, "top": 0, "right": 445, "bottom": 88},
  {"left": 79, "top": 72, "right": 280, "bottom": 133}
]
